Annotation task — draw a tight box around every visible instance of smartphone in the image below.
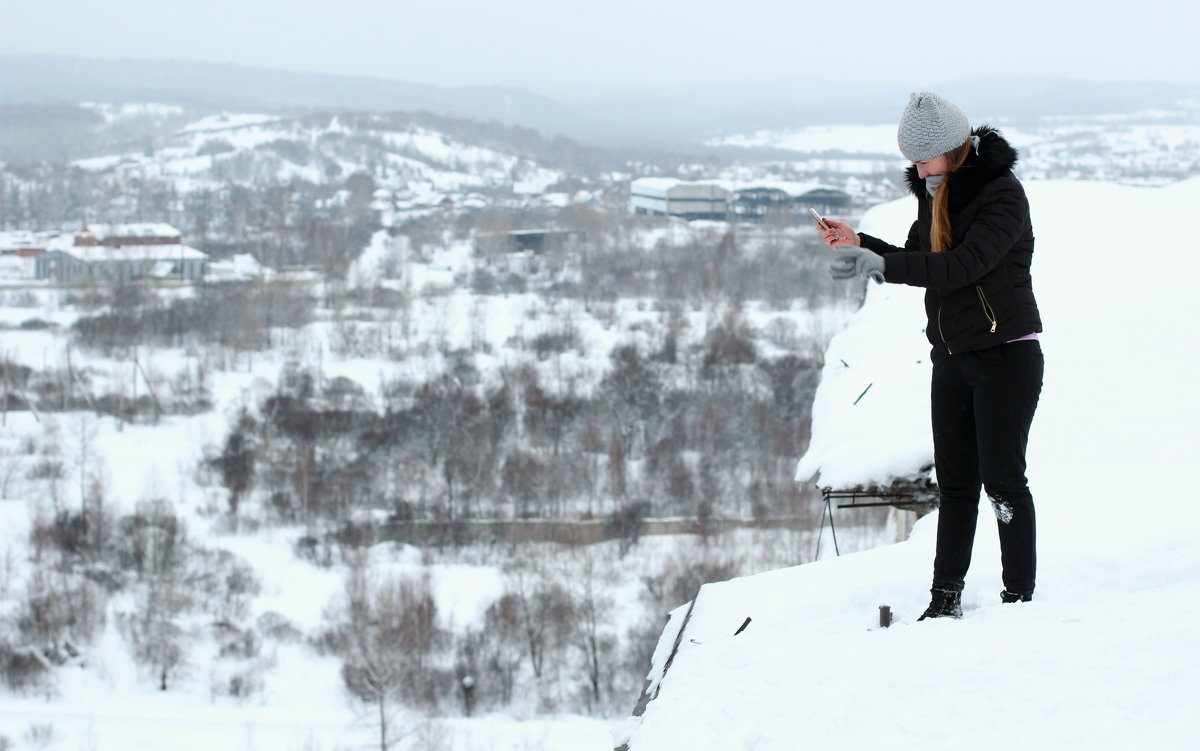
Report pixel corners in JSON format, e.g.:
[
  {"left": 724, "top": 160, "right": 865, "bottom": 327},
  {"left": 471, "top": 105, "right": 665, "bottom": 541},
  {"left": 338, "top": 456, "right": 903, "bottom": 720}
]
[{"left": 812, "top": 208, "right": 881, "bottom": 283}]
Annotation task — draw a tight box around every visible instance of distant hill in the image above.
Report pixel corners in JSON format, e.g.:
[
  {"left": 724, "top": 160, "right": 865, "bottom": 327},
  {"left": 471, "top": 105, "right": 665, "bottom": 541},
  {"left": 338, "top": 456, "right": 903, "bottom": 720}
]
[
  {"left": 3, "top": 54, "right": 1198, "bottom": 150},
  {"left": 552, "top": 76, "right": 1200, "bottom": 145},
  {"left": 0, "top": 54, "right": 586, "bottom": 137}
]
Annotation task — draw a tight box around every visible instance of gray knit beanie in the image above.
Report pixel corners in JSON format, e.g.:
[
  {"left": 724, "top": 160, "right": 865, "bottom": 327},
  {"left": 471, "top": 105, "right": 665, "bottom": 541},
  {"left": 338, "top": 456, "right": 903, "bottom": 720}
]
[{"left": 896, "top": 92, "right": 970, "bottom": 162}]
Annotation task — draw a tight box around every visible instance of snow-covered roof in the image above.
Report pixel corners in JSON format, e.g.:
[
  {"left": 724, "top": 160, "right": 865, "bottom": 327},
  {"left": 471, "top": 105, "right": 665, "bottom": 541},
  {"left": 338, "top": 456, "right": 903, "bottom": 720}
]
[
  {"left": 634, "top": 178, "right": 844, "bottom": 200},
  {"left": 631, "top": 177, "right": 727, "bottom": 193},
  {"left": 0, "top": 230, "right": 66, "bottom": 250},
  {"left": 54, "top": 244, "right": 208, "bottom": 262},
  {"left": 631, "top": 177, "right": 688, "bottom": 191},
  {"left": 729, "top": 179, "right": 846, "bottom": 197},
  {"left": 79, "top": 223, "right": 182, "bottom": 239}
]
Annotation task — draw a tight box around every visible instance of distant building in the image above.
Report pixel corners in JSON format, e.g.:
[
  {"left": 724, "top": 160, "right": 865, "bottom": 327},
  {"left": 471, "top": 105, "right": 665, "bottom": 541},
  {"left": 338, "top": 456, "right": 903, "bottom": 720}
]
[
  {"left": 73, "top": 223, "right": 182, "bottom": 247},
  {"left": 630, "top": 178, "right": 850, "bottom": 222},
  {"left": 475, "top": 228, "right": 584, "bottom": 255},
  {"left": 34, "top": 223, "right": 208, "bottom": 284},
  {"left": 0, "top": 231, "right": 57, "bottom": 280},
  {"left": 0, "top": 230, "right": 61, "bottom": 257},
  {"left": 630, "top": 178, "right": 729, "bottom": 220},
  {"left": 731, "top": 183, "right": 852, "bottom": 220}
]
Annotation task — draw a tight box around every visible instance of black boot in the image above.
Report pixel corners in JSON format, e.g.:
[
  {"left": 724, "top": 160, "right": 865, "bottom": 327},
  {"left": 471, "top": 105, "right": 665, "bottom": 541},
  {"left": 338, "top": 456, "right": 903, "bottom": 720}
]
[
  {"left": 1000, "top": 590, "right": 1032, "bottom": 603},
  {"left": 918, "top": 588, "right": 963, "bottom": 620}
]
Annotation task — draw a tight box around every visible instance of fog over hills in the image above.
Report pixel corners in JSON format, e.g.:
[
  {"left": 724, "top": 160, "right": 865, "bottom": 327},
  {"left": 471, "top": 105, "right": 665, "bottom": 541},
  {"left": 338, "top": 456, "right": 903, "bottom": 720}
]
[
  {"left": 4, "top": 54, "right": 1199, "bottom": 148},
  {"left": 0, "top": 54, "right": 584, "bottom": 136}
]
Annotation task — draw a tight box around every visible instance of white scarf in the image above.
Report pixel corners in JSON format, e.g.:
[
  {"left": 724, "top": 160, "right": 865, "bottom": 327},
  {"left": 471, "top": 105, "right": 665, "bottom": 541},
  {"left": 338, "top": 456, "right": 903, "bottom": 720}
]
[{"left": 926, "top": 135, "right": 981, "bottom": 195}]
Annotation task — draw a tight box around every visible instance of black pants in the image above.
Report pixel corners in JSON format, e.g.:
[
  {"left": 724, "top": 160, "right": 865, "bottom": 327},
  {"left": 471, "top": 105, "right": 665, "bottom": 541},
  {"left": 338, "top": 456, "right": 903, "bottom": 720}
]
[{"left": 930, "top": 340, "right": 1043, "bottom": 596}]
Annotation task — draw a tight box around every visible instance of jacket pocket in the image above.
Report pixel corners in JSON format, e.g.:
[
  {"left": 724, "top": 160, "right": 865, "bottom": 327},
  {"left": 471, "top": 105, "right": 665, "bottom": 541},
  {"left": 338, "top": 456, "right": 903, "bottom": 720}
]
[{"left": 976, "top": 286, "right": 998, "bottom": 334}]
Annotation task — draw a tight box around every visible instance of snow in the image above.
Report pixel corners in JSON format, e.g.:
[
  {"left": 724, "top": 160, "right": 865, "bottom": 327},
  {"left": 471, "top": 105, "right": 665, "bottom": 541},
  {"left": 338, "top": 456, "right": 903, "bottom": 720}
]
[
  {"left": 180, "top": 113, "right": 282, "bottom": 134},
  {"left": 79, "top": 102, "right": 186, "bottom": 123},
  {"left": 206, "top": 253, "right": 266, "bottom": 282},
  {"left": 793, "top": 197, "right": 931, "bottom": 488},
  {"left": 216, "top": 530, "right": 345, "bottom": 632},
  {"left": 378, "top": 128, "right": 515, "bottom": 170},
  {"left": 346, "top": 229, "right": 395, "bottom": 289},
  {"left": 426, "top": 564, "right": 507, "bottom": 631},
  {"left": 709, "top": 124, "right": 900, "bottom": 154},
  {"left": 78, "top": 223, "right": 181, "bottom": 240},
  {"left": 6, "top": 106, "right": 1200, "bottom": 749},
  {"left": 619, "top": 176, "right": 1200, "bottom": 750},
  {"left": 72, "top": 153, "right": 130, "bottom": 171},
  {"left": 512, "top": 167, "right": 564, "bottom": 195},
  {"left": 710, "top": 113, "right": 1200, "bottom": 187}
]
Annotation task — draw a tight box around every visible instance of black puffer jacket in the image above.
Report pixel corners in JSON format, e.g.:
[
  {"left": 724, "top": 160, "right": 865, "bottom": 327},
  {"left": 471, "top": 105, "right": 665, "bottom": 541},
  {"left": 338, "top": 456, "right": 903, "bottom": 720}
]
[{"left": 858, "top": 126, "right": 1042, "bottom": 354}]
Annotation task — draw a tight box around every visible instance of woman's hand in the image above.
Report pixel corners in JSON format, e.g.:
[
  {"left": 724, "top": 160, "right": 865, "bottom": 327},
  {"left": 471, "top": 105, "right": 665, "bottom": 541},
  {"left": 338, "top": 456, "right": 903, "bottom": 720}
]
[
  {"left": 829, "top": 247, "right": 885, "bottom": 285},
  {"left": 816, "top": 218, "right": 860, "bottom": 248}
]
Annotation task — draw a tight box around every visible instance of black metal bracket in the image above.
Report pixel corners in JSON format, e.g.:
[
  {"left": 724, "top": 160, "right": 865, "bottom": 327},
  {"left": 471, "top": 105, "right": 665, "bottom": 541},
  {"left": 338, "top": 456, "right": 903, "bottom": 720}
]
[{"left": 815, "top": 486, "right": 938, "bottom": 559}]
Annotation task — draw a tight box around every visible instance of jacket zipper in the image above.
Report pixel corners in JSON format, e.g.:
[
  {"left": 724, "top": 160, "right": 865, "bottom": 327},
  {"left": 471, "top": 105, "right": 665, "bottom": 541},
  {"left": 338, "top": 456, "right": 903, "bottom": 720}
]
[
  {"left": 976, "top": 286, "right": 998, "bottom": 333},
  {"left": 938, "top": 305, "right": 952, "bottom": 354}
]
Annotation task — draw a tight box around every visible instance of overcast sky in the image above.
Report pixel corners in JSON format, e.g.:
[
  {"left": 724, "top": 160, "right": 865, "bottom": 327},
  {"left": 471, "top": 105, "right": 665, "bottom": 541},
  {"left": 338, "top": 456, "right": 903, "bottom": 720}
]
[{"left": 6, "top": 0, "right": 1199, "bottom": 93}]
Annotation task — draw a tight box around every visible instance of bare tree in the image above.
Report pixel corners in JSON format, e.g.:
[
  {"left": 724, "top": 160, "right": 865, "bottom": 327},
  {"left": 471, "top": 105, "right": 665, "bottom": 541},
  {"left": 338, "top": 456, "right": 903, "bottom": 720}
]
[
  {"left": 335, "top": 558, "right": 446, "bottom": 750},
  {"left": 478, "top": 596, "right": 524, "bottom": 707},
  {"left": 504, "top": 555, "right": 574, "bottom": 683},
  {"left": 124, "top": 574, "right": 191, "bottom": 690},
  {"left": 569, "top": 549, "right": 616, "bottom": 712},
  {"left": 599, "top": 345, "right": 661, "bottom": 457},
  {"left": 117, "top": 501, "right": 193, "bottom": 690}
]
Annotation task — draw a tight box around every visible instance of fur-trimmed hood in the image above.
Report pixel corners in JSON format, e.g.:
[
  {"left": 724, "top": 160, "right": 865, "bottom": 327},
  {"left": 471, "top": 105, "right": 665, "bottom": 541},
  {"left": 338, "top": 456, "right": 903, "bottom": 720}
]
[{"left": 904, "top": 125, "right": 1019, "bottom": 208}]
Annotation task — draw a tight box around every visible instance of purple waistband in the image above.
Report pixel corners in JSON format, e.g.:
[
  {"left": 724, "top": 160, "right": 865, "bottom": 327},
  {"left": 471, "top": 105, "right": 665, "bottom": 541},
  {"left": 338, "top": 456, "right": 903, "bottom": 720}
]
[{"left": 1007, "top": 333, "right": 1040, "bottom": 344}]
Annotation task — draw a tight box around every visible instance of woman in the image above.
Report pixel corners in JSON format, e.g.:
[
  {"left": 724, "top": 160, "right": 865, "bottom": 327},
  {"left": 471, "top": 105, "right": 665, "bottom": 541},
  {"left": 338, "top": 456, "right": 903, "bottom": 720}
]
[{"left": 820, "top": 92, "right": 1044, "bottom": 619}]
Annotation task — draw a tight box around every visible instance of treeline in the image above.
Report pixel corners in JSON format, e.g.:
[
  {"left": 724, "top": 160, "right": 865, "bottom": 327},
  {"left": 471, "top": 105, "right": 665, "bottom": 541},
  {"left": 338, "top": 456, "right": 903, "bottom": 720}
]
[
  {"left": 1, "top": 491, "right": 753, "bottom": 722},
  {"left": 203, "top": 327, "right": 820, "bottom": 536},
  {"left": 30, "top": 208, "right": 848, "bottom": 531}
]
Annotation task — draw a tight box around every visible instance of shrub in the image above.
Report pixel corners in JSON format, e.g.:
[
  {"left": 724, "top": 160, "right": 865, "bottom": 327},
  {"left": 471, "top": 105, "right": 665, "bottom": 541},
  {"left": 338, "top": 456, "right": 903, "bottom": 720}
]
[
  {"left": 0, "top": 641, "right": 53, "bottom": 694},
  {"left": 702, "top": 309, "right": 757, "bottom": 368},
  {"left": 16, "top": 570, "right": 105, "bottom": 645}
]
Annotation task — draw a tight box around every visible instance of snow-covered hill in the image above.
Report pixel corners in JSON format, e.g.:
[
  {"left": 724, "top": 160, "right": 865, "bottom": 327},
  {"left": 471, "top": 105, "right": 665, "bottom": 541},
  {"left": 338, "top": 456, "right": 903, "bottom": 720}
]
[
  {"left": 708, "top": 109, "right": 1200, "bottom": 186},
  {"left": 617, "top": 177, "right": 1200, "bottom": 750},
  {"left": 69, "top": 110, "right": 569, "bottom": 207}
]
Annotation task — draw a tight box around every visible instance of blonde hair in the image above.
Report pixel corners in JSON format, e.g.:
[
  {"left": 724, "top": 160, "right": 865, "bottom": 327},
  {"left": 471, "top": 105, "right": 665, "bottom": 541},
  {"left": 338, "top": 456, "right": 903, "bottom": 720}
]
[{"left": 929, "top": 139, "right": 975, "bottom": 253}]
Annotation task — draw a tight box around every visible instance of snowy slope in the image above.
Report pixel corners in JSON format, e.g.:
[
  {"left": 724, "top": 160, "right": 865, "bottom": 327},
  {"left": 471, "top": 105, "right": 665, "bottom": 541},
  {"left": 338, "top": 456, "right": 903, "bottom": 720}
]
[
  {"left": 70, "top": 110, "right": 564, "bottom": 202},
  {"left": 707, "top": 111, "right": 1200, "bottom": 185},
  {"left": 618, "top": 177, "right": 1200, "bottom": 750}
]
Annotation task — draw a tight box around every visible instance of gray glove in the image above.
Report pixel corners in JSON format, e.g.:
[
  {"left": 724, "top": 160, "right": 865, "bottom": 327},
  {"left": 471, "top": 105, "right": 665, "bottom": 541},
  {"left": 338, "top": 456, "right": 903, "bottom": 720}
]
[{"left": 829, "top": 248, "right": 885, "bottom": 284}]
